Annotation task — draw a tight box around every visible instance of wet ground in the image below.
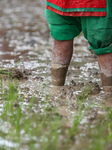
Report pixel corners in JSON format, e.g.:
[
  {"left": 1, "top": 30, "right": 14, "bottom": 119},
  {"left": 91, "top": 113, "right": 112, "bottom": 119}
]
[{"left": 0, "top": 0, "right": 112, "bottom": 150}]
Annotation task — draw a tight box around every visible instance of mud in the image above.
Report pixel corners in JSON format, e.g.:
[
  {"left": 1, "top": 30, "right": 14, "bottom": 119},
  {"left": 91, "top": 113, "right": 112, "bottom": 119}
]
[
  {"left": 0, "top": 0, "right": 110, "bottom": 105},
  {"left": 0, "top": 0, "right": 112, "bottom": 150},
  {"left": 100, "top": 73, "right": 112, "bottom": 86},
  {"left": 0, "top": 68, "right": 31, "bottom": 80},
  {"left": 101, "top": 93, "right": 112, "bottom": 108},
  {"left": 51, "top": 81, "right": 101, "bottom": 99}
]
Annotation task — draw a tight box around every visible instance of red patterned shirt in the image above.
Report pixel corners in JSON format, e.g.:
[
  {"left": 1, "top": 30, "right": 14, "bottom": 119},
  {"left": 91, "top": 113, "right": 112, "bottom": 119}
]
[{"left": 46, "top": 0, "right": 106, "bottom": 16}]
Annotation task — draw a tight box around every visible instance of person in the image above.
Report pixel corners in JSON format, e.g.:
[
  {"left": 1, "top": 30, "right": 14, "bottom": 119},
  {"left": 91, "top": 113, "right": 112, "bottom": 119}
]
[{"left": 45, "top": 0, "right": 112, "bottom": 92}]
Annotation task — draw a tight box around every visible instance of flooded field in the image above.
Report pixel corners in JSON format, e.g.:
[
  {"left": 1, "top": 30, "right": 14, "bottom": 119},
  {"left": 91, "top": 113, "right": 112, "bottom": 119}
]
[{"left": 0, "top": 0, "right": 112, "bottom": 150}]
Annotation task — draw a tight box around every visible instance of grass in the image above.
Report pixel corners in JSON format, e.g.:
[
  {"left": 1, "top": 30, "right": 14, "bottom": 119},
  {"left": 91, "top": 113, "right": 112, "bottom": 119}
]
[{"left": 0, "top": 75, "right": 112, "bottom": 150}]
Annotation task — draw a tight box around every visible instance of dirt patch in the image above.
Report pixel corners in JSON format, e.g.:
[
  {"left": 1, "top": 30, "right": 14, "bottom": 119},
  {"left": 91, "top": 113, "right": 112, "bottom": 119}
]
[
  {"left": 0, "top": 68, "right": 31, "bottom": 80},
  {"left": 101, "top": 92, "right": 112, "bottom": 108},
  {"left": 52, "top": 81, "right": 101, "bottom": 99}
]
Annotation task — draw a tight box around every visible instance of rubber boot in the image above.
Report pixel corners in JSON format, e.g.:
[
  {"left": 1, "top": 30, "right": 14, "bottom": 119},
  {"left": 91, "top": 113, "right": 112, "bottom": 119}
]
[
  {"left": 97, "top": 52, "right": 112, "bottom": 92},
  {"left": 51, "top": 39, "right": 73, "bottom": 87}
]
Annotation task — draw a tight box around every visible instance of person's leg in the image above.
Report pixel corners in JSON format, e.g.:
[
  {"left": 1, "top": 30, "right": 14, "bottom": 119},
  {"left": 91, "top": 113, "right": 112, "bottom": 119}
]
[
  {"left": 97, "top": 52, "right": 112, "bottom": 92},
  {"left": 45, "top": 7, "right": 81, "bottom": 86},
  {"left": 81, "top": 0, "right": 112, "bottom": 92},
  {"left": 52, "top": 39, "right": 73, "bottom": 86}
]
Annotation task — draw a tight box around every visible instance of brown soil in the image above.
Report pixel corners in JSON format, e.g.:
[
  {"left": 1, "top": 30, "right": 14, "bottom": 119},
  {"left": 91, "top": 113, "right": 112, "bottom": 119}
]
[
  {"left": 0, "top": 68, "right": 31, "bottom": 80},
  {"left": 101, "top": 92, "right": 112, "bottom": 108},
  {"left": 54, "top": 81, "right": 101, "bottom": 98}
]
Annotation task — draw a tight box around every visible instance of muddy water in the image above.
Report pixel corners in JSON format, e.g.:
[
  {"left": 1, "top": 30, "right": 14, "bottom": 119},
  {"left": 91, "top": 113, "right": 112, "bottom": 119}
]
[
  {"left": 0, "top": 0, "right": 112, "bottom": 149},
  {"left": 0, "top": 0, "right": 51, "bottom": 89},
  {"left": 0, "top": 0, "right": 101, "bottom": 89},
  {"left": 0, "top": 0, "right": 111, "bottom": 124}
]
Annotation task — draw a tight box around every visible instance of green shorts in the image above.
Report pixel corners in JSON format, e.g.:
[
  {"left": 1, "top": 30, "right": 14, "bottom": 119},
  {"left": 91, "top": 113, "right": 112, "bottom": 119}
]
[{"left": 45, "top": 0, "right": 112, "bottom": 55}]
